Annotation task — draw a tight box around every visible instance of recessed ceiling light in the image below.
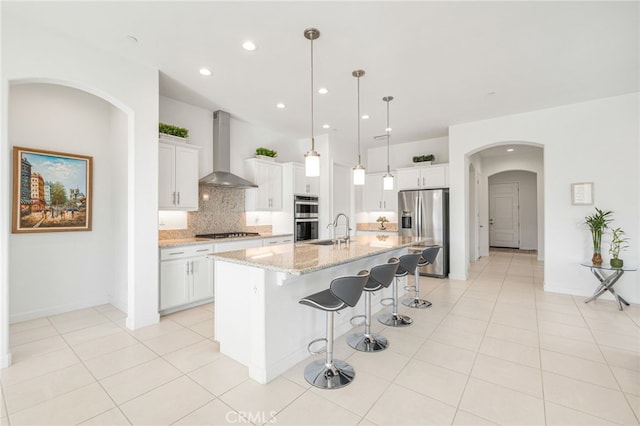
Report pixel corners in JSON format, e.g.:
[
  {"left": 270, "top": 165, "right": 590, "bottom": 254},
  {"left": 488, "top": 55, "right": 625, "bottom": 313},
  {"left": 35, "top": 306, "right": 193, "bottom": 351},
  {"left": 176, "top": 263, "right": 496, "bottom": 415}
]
[
  {"left": 361, "top": 114, "right": 369, "bottom": 120},
  {"left": 318, "top": 88, "right": 328, "bottom": 95},
  {"left": 276, "top": 103, "right": 286, "bottom": 109},
  {"left": 199, "top": 68, "right": 212, "bottom": 76},
  {"left": 507, "top": 148, "right": 514, "bottom": 152},
  {"left": 242, "top": 40, "right": 257, "bottom": 51},
  {"left": 322, "top": 124, "right": 330, "bottom": 129},
  {"left": 385, "top": 127, "right": 392, "bottom": 132}
]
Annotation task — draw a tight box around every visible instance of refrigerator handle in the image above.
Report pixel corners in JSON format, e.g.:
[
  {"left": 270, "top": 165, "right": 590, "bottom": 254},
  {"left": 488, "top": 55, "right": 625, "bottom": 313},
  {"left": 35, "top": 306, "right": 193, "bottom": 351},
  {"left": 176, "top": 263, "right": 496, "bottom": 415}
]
[{"left": 416, "top": 193, "right": 422, "bottom": 238}]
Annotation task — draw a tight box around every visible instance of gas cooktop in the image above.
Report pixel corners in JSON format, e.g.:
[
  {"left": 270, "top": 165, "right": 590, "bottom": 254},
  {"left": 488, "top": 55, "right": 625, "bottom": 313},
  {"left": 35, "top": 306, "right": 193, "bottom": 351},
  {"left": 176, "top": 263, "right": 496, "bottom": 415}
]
[{"left": 196, "top": 232, "right": 260, "bottom": 239}]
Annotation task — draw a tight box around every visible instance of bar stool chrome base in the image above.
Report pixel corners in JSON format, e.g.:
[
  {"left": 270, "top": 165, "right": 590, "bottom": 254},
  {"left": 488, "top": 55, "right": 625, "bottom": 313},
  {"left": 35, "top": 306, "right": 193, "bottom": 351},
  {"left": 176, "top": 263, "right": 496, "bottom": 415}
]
[
  {"left": 347, "top": 332, "right": 389, "bottom": 352},
  {"left": 303, "top": 359, "right": 355, "bottom": 389},
  {"left": 402, "top": 298, "right": 432, "bottom": 309},
  {"left": 378, "top": 312, "right": 413, "bottom": 327}
]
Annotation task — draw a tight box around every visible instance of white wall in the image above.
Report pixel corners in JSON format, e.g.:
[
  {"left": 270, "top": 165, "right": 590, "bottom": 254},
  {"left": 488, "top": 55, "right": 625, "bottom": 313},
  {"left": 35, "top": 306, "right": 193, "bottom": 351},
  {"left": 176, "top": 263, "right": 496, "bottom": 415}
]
[
  {"left": 488, "top": 170, "right": 538, "bottom": 250},
  {"left": 9, "top": 84, "right": 128, "bottom": 321},
  {"left": 2, "top": 12, "right": 160, "bottom": 366},
  {"left": 449, "top": 93, "right": 639, "bottom": 303},
  {"left": 366, "top": 136, "right": 449, "bottom": 172}
]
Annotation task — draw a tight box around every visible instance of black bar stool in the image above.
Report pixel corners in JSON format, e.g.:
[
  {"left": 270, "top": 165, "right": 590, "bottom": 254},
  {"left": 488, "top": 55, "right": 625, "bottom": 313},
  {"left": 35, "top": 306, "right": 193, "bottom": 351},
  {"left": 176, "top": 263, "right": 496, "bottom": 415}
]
[
  {"left": 347, "top": 258, "right": 400, "bottom": 352},
  {"left": 378, "top": 252, "right": 421, "bottom": 327},
  {"left": 403, "top": 246, "right": 440, "bottom": 309},
  {"left": 299, "top": 270, "right": 370, "bottom": 389}
]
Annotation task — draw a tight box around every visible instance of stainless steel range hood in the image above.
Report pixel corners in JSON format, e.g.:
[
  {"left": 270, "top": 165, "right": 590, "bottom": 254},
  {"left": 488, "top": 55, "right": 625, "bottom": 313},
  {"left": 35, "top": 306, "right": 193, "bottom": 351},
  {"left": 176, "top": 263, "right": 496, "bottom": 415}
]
[{"left": 199, "top": 110, "right": 258, "bottom": 188}]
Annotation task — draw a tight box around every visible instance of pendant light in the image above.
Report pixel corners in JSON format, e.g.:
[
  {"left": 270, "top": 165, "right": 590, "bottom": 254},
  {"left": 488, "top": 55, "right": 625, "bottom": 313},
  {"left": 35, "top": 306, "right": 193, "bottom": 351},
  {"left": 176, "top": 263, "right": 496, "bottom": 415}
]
[
  {"left": 382, "top": 96, "right": 394, "bottom": 190},
  {"left": 352, "top": 70, "right": 366, "bottom": 186},
  {"left": 304, "top": 28, "right": 320, "bottom": 177}
]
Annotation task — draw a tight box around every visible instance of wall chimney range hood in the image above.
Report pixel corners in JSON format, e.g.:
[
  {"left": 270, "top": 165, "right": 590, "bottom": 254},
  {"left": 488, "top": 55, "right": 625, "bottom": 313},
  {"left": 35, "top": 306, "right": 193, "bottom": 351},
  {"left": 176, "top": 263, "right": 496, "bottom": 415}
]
[{"left": 199, "top": 110, "right": 258, "bottom": 188}]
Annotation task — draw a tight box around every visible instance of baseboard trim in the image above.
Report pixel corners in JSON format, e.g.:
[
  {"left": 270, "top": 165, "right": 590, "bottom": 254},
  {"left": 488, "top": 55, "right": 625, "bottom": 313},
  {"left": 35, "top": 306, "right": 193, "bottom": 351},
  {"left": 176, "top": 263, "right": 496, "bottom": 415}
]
[{"left": 10, "top": 296, "right": 110, "bottom": 323}]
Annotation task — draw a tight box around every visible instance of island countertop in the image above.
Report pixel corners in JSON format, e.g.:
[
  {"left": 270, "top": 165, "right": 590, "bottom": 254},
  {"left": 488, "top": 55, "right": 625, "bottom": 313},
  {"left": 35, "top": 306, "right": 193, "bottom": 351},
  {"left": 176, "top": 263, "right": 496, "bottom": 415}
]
[{"left": 208, "top": 234, "right": 425, "bottom": 275}]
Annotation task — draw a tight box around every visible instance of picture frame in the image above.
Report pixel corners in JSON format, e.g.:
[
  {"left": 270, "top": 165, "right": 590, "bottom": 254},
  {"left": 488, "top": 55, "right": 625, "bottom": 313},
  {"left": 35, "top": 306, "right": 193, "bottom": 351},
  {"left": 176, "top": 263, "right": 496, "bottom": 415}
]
[
  {"left": 571, "top": 182, "right": 594, "bottom": 206},
  {"left": 12, "top": 146, "right": 93, "bottom": 233}
]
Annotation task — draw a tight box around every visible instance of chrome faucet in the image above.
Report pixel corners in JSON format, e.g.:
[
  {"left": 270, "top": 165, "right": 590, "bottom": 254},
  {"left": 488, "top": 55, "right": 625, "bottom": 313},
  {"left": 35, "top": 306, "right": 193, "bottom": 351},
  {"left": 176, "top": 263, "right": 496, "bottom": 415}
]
[{"left": 331, "top": 213, "right": 351, "bottom": 244}]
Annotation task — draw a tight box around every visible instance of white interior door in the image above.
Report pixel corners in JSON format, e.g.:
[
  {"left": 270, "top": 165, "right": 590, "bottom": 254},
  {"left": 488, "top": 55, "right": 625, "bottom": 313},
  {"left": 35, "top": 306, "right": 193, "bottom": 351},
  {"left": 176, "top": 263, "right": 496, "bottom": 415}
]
[{"left": 489, "top": 182, "right": 519, "bottom": 248}]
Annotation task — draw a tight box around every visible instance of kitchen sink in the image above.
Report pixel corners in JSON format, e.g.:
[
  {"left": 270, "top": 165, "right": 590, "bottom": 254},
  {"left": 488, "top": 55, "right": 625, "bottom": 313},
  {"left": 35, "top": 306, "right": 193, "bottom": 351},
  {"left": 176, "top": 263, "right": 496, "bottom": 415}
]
[{"left": 306, "top": 239, "right": 335, "bottom": 246}]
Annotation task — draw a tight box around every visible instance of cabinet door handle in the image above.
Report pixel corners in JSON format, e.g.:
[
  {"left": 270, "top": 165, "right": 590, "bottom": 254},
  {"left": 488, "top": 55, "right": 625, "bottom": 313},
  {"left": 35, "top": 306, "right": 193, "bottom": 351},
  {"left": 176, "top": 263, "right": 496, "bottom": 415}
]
[
  {"left": 196, "top": 248, "right": 209, "bottom": 252},
  {"left": 417, "top": 177, "right": 420, "bottom": 186},
  {"left": 422, "top": 177, "right": 425, "bottom": 187},
  {"left": 185, "top": 262, "right": 190, "bottom": 275},
  {"left": 190, "top": 261, "right": 194, "bottom": 274},
  {"left": 170, "top": 251, "right": 185, "bottom": 256},
  {"left": 384, "top": 201, "right": 386, "bottom": 208},
  {"left": 172, "top": 192, "right": 176, "bottom": 205},
  {"left": 177, "top": 192, "right": 180, "bottom": 205}
]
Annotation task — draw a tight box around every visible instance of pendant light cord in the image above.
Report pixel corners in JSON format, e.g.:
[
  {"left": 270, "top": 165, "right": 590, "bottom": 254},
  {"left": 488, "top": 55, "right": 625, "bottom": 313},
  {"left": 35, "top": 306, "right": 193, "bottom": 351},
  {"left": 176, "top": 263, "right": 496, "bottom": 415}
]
[
  {"left": 357, "top": 75, "right": 361, "bottom": 164},
  {"left": 310, "top": 37, "right": 315, "bottom": 151},
  {"left": 386, "top": 98, "right": 390, "bottom": 174}
]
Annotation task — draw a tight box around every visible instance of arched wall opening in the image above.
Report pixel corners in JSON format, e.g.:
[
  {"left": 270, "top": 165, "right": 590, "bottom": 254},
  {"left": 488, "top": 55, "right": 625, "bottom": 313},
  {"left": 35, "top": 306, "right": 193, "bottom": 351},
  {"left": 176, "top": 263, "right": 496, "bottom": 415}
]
[
  {"left": 465, "top": 142, "right": 544, "bottom": 264},
  {"left": 8, "top": 82, "right": 129, "bottom": 323}
]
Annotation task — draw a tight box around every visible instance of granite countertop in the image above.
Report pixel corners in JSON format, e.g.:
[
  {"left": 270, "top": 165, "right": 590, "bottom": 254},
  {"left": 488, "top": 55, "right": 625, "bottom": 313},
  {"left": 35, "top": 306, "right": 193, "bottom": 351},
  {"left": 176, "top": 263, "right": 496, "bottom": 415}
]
[
  {"left": 209, "top": 234, "right": 426, "bottom": 275},
  {"left": 159, "top": 233, "right": 293, "bottom": 248}
]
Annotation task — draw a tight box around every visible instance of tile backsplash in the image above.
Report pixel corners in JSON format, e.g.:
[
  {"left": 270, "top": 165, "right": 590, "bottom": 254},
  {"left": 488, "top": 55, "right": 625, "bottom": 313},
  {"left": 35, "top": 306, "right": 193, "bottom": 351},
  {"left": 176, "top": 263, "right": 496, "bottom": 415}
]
[{"left": 159, "top": 185, "right": 253, "bottom": 240}]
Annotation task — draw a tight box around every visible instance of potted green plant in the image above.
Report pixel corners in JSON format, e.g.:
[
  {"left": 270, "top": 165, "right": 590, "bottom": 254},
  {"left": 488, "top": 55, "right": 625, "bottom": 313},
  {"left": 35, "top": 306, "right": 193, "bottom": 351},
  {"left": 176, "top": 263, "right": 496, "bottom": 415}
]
[
  {"left": 255, "top": 147, "right": 277, "bottom": 160},
  {"left": 584, "top": 207, "right": 613, "bottom": 265},
  {"left": 608, "top": 227, "right": 629, "bottom": 268},
  {"left": 159, "top": 123, "right": 189, "bottom": 142},
  {"left": 412, "top": 154, "right": 435, "bottom": 165}
]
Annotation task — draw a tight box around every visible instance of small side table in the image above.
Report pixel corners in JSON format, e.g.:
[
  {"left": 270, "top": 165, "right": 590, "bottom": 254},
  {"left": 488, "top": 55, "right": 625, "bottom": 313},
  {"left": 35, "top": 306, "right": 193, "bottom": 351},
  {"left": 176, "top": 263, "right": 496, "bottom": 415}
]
[{"left": 581, "top": 263, "right": 636, "bottom": 310}]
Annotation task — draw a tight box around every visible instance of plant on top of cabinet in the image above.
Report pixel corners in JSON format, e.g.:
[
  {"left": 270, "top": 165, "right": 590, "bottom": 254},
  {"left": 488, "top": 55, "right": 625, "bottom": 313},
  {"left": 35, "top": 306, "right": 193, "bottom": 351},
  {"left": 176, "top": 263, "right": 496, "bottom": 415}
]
[
  {"left": 412, "top": 154, "right": 435, "bottom": 164},
  {"left": 159, "top": 123, "right": 189, "bottom": 139},
  {"left": 255, "top": 147, "right": 278, "bottom": 158}
]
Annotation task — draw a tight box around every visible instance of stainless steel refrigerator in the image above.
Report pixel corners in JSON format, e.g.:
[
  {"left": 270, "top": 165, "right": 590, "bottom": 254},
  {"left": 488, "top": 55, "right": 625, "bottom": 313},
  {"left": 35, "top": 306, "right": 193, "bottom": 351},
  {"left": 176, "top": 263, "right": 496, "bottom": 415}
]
[{"left": 398, "top": 188, "right": 449, "bottom": 278}]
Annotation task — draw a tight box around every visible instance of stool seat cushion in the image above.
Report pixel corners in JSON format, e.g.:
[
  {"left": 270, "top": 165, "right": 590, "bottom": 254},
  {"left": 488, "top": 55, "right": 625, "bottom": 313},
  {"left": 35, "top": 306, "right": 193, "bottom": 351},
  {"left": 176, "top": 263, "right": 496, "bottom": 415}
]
[
  {"left": 421, "top": 246, "right": 440, "bottom": 265},
  {"left": 396, "top": 253, "right": 422, "bottom": 276},
  {"left": 300, "top": 289, "right": 346, "bottom": 311}
]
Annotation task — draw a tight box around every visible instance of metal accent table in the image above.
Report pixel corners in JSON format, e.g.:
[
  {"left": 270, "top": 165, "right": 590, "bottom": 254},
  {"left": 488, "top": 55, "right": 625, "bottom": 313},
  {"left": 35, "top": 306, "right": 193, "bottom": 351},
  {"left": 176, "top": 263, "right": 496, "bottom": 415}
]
[{"left": 581, "top": 263, "right": 636, "bottom": 310}]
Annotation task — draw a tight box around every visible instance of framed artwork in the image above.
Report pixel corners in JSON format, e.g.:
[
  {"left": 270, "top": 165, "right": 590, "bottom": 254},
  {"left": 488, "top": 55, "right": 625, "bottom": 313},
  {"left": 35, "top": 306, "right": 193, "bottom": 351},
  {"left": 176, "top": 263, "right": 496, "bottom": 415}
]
[
  {"left": 12, "top": 146, "right": 93, "bottom": 233},
  {"left": 571, "top": 182, "right": 594, "bottom": 206}
]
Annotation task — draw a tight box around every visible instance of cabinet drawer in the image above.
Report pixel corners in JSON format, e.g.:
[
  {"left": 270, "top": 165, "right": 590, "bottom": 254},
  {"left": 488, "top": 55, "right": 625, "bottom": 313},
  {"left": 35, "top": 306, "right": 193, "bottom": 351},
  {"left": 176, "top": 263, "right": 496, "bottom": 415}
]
[
  {"left": 160, "top": 244, "right": 214, "bottom": 260},
  {"left": 263, "top": 236, "right": 294, "bottom": 246}
]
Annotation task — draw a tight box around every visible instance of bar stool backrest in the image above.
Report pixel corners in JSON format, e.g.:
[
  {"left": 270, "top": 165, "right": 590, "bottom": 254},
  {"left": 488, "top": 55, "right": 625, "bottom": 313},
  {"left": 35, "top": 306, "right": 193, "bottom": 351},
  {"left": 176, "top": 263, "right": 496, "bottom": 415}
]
[
  {"left": 421, "top": 246, "right": 440, "bottom": 265},
  {"left": 397, "top": 252, "right": 422, "bottom": 276},
  {"left": 330, "top": 270, "right": 370, "bottom": 307},
  {"left": 369, "top": 258, "right": 400, "bottom": 289}
]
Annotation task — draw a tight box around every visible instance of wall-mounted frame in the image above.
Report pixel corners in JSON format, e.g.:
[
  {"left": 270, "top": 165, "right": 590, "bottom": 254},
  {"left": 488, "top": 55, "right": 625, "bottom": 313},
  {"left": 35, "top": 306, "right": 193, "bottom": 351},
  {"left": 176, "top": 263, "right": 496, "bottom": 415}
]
[
  {"left": 12, "top": 146, "right": 93, "bottom": 233},
  {"left": 571, "top": 182, "right": 593, "bottom": 205}
]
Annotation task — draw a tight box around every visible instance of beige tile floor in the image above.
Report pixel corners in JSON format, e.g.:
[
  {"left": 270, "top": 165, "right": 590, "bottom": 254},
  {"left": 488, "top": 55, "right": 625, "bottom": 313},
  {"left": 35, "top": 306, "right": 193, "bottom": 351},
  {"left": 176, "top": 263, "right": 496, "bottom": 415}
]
[{"left": 1, "top": 250, "right": 639, "bottom": 425}]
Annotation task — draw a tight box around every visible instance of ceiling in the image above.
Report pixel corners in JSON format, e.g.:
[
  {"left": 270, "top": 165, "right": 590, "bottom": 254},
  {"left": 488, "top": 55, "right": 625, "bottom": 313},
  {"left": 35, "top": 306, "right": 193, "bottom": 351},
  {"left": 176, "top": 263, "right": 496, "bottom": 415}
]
[{"left": 4, "top": 1, "right": 639, "bottom": 149}]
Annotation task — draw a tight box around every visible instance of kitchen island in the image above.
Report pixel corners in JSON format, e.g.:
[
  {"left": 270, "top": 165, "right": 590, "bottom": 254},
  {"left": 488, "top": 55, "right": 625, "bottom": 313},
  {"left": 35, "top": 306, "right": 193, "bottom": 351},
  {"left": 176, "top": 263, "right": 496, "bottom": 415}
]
[{"left": 210, "top": 234, "right": 425, "bottom": 383}]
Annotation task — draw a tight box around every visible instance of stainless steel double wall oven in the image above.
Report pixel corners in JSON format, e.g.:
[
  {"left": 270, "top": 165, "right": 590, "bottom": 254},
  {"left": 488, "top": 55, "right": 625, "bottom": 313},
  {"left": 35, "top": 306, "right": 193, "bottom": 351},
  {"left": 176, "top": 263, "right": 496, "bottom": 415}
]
[{"left": 294, "top": 195, "right": 319, "bottom": 241}]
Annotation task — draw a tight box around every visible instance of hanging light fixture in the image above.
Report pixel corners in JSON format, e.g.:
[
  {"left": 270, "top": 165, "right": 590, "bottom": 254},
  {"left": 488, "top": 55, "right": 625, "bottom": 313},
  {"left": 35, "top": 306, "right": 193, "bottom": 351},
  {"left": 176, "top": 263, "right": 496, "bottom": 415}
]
[
  {"left": 382, "top": 96, "right": 394, "bottom": 190},
  {"left": 304, "top": 28, "right": 320, "bottom": 177},
  {"left": 352, "top": 69, "right": 366, "bottom": 186}
]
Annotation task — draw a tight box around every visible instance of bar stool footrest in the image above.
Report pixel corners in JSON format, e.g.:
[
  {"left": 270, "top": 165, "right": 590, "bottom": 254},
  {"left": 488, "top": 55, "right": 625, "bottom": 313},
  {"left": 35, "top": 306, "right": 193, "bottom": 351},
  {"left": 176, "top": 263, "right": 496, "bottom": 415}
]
[
  {"left": 307, "top": 337, "right": 328, "bottom": 355},
  {"left": 380, "top": 297, "right": 394, "bottom": 307},
  {"left": 349, "top": 314, "right": 366, "bottom": 327}
]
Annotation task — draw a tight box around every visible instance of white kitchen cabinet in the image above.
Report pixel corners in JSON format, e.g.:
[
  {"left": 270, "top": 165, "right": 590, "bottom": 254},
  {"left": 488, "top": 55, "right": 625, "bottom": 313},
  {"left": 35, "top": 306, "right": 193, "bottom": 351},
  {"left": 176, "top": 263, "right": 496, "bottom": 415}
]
[
  {"left": 396, "top": 163, "right": 449, "bottom": 190},
  {"left": 363, "top": 172, "right": 397, "bottom": 212},
  {"left": 159, "top": 141, "right": 199, "bottom": 211},
  {"left": 244, "top": 158, "right": 283, "bottom": 211},
  {"left": 159, "top": 244, "right": 214, "bottom": 312},
  {"left": 292, "top": 163, "right": 319, "bottom": 196}
]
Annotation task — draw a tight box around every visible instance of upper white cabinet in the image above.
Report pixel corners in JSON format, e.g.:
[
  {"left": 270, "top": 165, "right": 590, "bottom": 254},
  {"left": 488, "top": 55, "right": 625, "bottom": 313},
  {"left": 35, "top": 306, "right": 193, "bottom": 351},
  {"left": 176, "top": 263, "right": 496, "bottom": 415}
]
[
  {"left": 397, "top": 163, "right": 449, "bottom": 190},
  {"left": 292, "top": 163, "right": 319, "bottom": 196},
  {"left": 159, "top": 141, "right": 199, "bottom": 211},
  {"left": 363, "top": 172, "right": 397, "bottom": 212},
  {"left": 244, "top": 158, "right": 283, "bottom": 211}
]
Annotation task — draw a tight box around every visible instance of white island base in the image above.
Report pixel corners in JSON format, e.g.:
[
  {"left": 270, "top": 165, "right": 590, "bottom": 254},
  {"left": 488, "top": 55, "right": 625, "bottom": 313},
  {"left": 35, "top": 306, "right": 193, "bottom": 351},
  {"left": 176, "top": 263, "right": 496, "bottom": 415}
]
[{"left": 214, "top": 247, "right": 410, "bottom": 384}]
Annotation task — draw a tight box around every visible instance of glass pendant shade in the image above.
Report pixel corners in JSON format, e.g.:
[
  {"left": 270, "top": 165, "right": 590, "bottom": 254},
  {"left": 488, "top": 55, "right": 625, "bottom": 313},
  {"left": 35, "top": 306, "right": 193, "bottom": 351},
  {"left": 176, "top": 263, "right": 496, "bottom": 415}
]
[
  {"left": 353, "top": 165, "right": 365, "bottom": 186},
  {"left": 305, "top": 150, "right": 320, "bottom": 177},
  {"left": 383, "top": 173, "right": 394, "bottom": 190}
]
